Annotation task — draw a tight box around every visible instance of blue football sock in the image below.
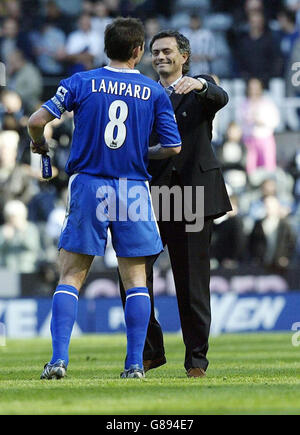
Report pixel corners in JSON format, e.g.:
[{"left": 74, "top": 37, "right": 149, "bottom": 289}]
[
  {"left": 50, "top": 284, "right": 79, "bottom": 366},
  {"left": 124, "top": 287, "right": 151, "bottom": 370}
]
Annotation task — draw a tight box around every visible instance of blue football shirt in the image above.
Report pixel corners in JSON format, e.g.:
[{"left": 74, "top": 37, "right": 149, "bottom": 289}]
[{"left": 42, "top": 66, "right": 181, "bottom": 180}]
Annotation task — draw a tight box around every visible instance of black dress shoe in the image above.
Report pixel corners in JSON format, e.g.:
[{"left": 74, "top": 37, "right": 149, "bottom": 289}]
[
  {"left": 186, "top": 367, "right": 206, "bottom": 378},
  {"left": 143, "top": 356, "right": 167, "bottom": 372}
]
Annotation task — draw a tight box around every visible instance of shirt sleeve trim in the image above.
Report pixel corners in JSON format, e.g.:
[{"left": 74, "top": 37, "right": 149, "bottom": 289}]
[
  {"left": 161, "top": 142, "right": 182, "bottom": 147},
  {"left": 42, "top": 104, "right": 61, "bottom": 119}
]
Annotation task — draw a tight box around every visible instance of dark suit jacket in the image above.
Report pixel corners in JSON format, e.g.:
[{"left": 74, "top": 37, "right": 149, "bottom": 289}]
[
  {"left": 149, "top": 74, "right": 232, "bottom": 219},
  {"left": 248, "top": 217, "right": 297, "bottom": 268}
]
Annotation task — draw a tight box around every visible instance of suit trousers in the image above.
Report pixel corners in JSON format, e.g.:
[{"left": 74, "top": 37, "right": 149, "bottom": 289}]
[{"left": 119, "top": 171, "right": 213, "bottom": 371}]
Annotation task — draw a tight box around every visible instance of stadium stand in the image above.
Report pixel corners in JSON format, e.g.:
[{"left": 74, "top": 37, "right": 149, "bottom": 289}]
[{"left": 1, "top": 0, "right": 300, "bottom": 297}]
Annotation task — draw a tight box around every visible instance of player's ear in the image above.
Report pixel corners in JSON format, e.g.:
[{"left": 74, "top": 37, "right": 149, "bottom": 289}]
[
  {"left": 132, "top": 43, "right": 144, "bottom": 59},
  {"left": 132, "top": 46, "right": 140, "bottom": 59}
]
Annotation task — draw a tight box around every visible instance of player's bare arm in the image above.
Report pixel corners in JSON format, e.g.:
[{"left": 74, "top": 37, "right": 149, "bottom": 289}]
[
  {"left": 148, "top": 143, "right": 181, "bottom": 159},
  {"left": 28, "top": 108, "right": 55, "bottom": 154}
]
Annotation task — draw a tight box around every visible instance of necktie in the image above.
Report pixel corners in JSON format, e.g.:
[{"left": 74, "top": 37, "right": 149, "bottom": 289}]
[{"left": 165, "top": 86, "right": 174, "bottom": 96}]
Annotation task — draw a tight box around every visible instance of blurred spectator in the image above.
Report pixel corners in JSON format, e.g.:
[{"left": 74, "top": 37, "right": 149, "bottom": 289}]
[
  {"left": 248, "top": 195, "right": 296, "bottom": 272},
  {"left": 277, "top": 8, "right": 300, "bottom": 73},
  {"left": 41, "top": 186, "right": 68, "bottom": 263},
  {"left": 42, "top": 0, "right": 72, "bottom": 34},
  {"left": 284, "top": 0, "right": 300, "bottom": 28},
  {"left": 212, "top": 194, "right": 247, "bottom": 268},
  {"left": 36, "top": 260, "right": 59, "bottom": 295},
  {"left": 0, "top": 17, "right": 34, "bottom": 63},
  {"left": 234, "top": 10, "right": 283, "bottom": 84},
  {"left": 16, "top": 0, "right": 40, "bottom": 30},
  {"left": 133, "top": 0, "right": 173, "bottom": 20},
  {"left": 65, "top": 12, "right": 104, "bottom": 73},
  {"left": 277, "top": 7, "right": 300, "bottom": 98},
  {"left": 45, "top": 187, "right": 68, "bottom": 242},
  {"left": 211, "top": 0, "right": 244, "bottom": 16},
  {"left": 0, "top": 89, "right": 33, "bottom": 161},
  {"left": 238, "top": 78, "right": 280, "bottom": 174},
  {"left": 30, "top": 20, "right": 66, "bottom": 77},
  {"left": 0, "top": 130, "right": 38, "bottom": 224},
  {"left": 264, "top": 0, "right": 285, "bottom": 21},
  {"left": 6, "top": 49, "right": 43, "bottom": 114},
  {"left": 208, "top": 26, "right": 233, "bottom": 79},
  {"left": 3, "top": 0, "right": 22, "bottom": 23},
  {"left": 0, "top": 0, "right": 298, "bottom": 281},
  {"left": 248, "top": 178, "right": 280, "bottom": 222},
  {"left": 27, "top": 182, "right": 57, "bottom": 224},
  {"left": 91, "top": 1, "right": 112, "bottom": 35},
  {"left": 245, "top": 0, "right": 264, "bottom": 16},
  {"left": 245, "top": 176, "right": 292, "bottom": 221},
  {"left": 218, "top": 122, "right": 247, "bottom": 171},
  {"left": 0, "top": 199, "right": 41, "bottom": 273},
  {"left": 0, "top": 89, "right": 25, "bottom": 130},
  {"left": 244, "top": 0, "right": 285, "bottom": 23},
  {"left": 180, "top": 13, "right": 216, "bottom": 76},
  {"left": 82, "top": 0, "right": 95, "bottom": 15},
  {"left": 119, "top": 0, "right": 136, "bottom": 16},
  {"left": 103, "top": 0, "right": 121, "bottom": 17},
  {"left": 27, "top": 123, "right": 59, "bottom": 224},
  {"left": 217, "top": 122, "right": 247, "bottom": 194},
  {"left": 287, "top": 150, "right": 300, "bottom": 206},
  {"left": 54, "top": 0, "right": 83, "bottom": 17}
]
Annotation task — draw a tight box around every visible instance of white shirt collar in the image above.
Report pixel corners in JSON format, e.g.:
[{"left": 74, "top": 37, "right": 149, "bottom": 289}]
[
  {"left": 159, "top": 75, "right": 183, "bottom": 89},
  {"left": 104, "top": 66, "right": 140, "bottom": 74}
]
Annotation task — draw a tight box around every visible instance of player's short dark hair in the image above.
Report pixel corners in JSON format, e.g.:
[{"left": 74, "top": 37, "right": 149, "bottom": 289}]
[
  {"left": 149, "top": 30, "right": 191, "bottom": 75},
  {"left": 104, "top": 17, "right": 145, "bottom": 62}
]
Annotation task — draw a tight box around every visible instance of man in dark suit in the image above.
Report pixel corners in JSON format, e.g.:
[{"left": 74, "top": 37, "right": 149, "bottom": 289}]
[{"left": 120, "top": 30, "right": 232, "bottom": 377}]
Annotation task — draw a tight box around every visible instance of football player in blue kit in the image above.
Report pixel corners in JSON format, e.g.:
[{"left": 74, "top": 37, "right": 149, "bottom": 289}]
[{"left": 27, "top": 17, "right": 181, "bottom": 379}]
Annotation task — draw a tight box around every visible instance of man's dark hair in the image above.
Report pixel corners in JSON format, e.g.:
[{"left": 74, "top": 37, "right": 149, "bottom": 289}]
[
  {"left": 105, "top": 17, "right": 145, "bottom": 62},
  {"left": 278, "top": 7, "right": 296, "bottom": 25},
  {"left": 149, "top": 30, "right": 191, "bottom": 75}
]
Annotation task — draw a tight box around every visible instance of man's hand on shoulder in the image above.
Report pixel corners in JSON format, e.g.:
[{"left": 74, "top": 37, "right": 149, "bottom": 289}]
[{"left": 174, "top": 76, "right": 207, "bottom": 95}]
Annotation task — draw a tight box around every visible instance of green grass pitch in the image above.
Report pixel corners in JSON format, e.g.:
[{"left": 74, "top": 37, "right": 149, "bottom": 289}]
[{"left": 1, "top": 333, "right": 300, "bottom": 415}]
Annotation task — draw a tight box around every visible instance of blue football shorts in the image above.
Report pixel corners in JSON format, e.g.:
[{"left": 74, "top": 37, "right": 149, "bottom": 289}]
[{"left": 58, "top": 173, "right": 163, "bottom": 257}]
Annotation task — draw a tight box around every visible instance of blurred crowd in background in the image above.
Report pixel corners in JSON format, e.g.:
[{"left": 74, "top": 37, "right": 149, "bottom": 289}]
[{"left": 1, "top": 0, "right": 300, "bottom": 285}]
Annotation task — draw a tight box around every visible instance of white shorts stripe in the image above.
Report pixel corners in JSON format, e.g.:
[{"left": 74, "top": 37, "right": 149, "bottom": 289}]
[
  {"left": 144, "top": 180, "right": 161, "bottom": 236},
  {"left": 126, "top": 293, "right": 150, "bottom": 300},
  {"left": 54, "top": 290, "right": 78, "bottom": 300},
  {"left": 61, "top": 173, "right": 79, "bottom": 233}
]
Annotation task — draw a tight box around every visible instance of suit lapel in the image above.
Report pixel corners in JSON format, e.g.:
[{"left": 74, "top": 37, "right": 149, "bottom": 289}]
[{"left": 170, "top": 92, "right": 185, "bottom": 112}]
